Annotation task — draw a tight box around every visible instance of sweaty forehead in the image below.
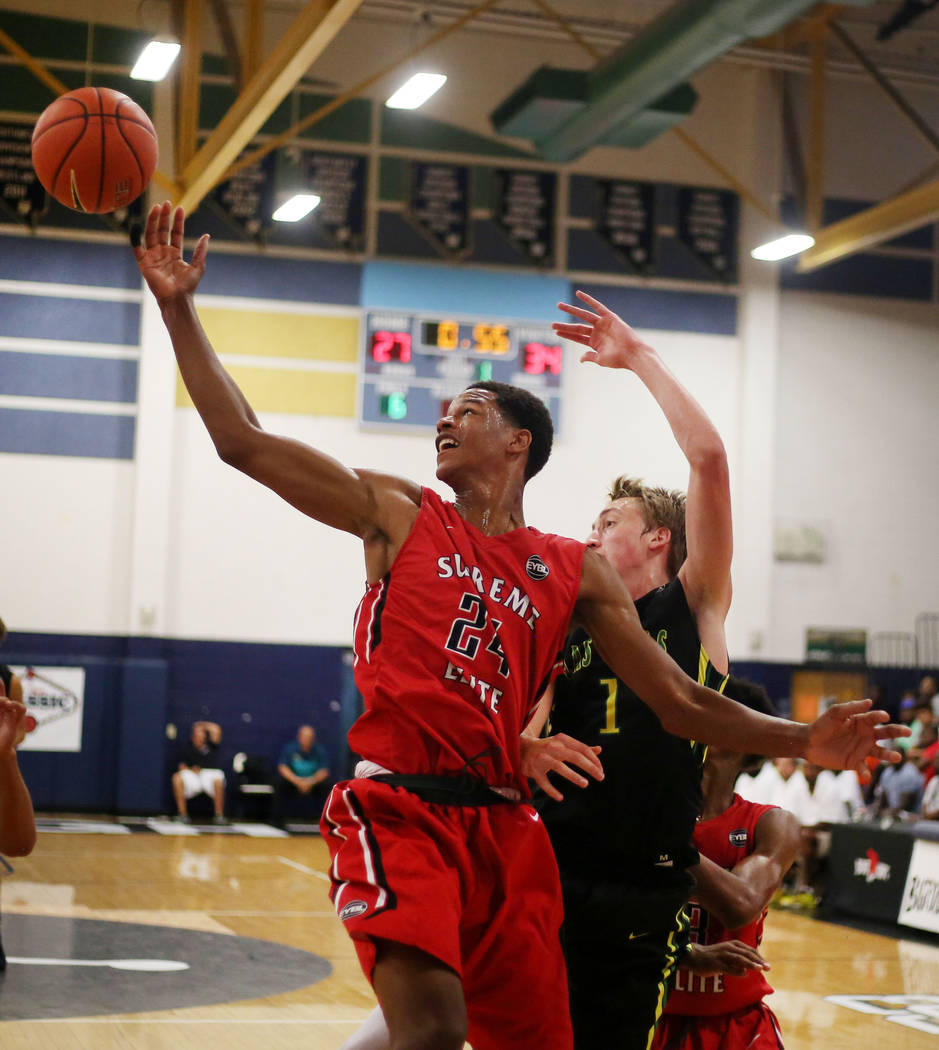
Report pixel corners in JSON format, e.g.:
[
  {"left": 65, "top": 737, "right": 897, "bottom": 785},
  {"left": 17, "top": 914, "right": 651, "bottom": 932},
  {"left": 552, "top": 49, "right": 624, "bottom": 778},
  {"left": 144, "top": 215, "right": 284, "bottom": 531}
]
[{"left": 448, "top": 389, "right": 498, "bottom": 412}]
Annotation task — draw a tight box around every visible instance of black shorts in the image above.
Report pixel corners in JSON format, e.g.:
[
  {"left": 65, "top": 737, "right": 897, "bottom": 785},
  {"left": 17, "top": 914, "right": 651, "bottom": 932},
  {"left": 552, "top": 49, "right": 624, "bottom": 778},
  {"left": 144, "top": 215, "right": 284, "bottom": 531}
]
[{"left": 560, "top": 871, "right": 692, "bottom": 1050}]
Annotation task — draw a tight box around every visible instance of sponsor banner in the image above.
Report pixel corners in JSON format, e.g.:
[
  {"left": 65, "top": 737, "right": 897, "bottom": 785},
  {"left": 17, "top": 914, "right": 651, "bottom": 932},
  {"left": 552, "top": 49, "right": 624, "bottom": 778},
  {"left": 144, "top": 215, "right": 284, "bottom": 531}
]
[
  {"left": 898, "top": 838, "right": 939, "bottom": 934},
  {"left": 826, "top": 994, "right": 939, "bottom": 1036},
  {"left": 0, "top": 120, "right": 46, "bottom": 226},
  {"left": 596, "top": 178, "right": 655, "bottom": 274},
  {"left": 407, "top": 162, "right": 470, "bottom": 257},
  {"left": 492, "top": 168, "right": 556, "bottom": 265},
  {"left": 827, "top": 823, "right": 914, "bottom": 923},
  {"left": 12, "top": 665, "right": 85, "bottom": 753}
]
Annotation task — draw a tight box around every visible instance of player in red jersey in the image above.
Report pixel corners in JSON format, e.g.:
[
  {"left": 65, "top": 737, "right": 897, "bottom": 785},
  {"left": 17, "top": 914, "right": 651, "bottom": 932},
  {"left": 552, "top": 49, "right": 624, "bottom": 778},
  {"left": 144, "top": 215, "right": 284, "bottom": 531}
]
[
  {"left": 652, "top": 677, "right": 802, "bottom": 1050},
  {"left": 134, "top": 202, "right": 907, "bottom": 1050}
]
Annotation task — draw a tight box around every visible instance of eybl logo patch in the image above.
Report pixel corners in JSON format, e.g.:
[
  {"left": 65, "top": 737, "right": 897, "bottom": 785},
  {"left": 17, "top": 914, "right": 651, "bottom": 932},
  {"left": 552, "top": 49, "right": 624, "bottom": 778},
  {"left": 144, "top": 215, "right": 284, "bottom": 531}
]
[
  {"left": 729, "top": 829, "right": 748, "bottom": 848},
  {"left": 339, "top": 900, "right": 369, "bottom": 921},
  {"left": 526, "top": 555, "right": 549, "bottom": 580}
]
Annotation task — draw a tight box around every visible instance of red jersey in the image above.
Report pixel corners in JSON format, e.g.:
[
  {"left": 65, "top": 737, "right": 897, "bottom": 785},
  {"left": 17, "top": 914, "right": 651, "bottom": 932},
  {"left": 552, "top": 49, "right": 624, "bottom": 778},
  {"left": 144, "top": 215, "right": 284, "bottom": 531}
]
[
  {"left": 348, "top": 487, "right": 584, "bottom": 795},
  {"left": 666, "top": 795, "right": 777, "bottom": 1016}
]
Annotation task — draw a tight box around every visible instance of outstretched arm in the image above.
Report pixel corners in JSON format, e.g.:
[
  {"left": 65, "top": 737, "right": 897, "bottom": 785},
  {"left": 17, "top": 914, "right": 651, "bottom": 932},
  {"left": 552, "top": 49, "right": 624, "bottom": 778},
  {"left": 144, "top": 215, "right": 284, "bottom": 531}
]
[
  {"left": 133, "top": 203, "right": 420, "bottom": 575},
  {"left": 555, "top": 290, "right": 732, "bottom": 666},
  {"left": 690, "top": 807, "right": 802, "bottom": 930},
  {"left": 575, "top": 550, "right": 909, "bottom": 773},
  {"left": 0, "top": 697, "right": 36, "bottom": 857}
]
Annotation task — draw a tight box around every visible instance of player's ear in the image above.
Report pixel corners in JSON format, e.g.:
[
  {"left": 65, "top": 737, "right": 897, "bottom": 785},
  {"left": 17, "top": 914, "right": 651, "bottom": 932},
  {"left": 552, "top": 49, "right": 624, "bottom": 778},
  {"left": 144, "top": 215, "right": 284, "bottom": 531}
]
[
  {"left": 508, "top": 428, "right": 532, "bottom": 455},
  {"left": 648, "top": 526, "right": 670, "bottom": 551}
]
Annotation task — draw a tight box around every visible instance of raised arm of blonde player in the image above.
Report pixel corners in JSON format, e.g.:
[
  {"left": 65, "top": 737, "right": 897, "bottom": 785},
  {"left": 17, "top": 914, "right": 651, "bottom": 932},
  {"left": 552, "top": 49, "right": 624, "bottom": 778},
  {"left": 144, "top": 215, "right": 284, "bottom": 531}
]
[
  {"left": 0, "top": 692, "right": 36, "bottom": 857},
  {"left": 132, "top": 202, "right": 420, "bottom": 585},
  {"left": 553, "top": 289, "right": 731, "bottom": 670}
]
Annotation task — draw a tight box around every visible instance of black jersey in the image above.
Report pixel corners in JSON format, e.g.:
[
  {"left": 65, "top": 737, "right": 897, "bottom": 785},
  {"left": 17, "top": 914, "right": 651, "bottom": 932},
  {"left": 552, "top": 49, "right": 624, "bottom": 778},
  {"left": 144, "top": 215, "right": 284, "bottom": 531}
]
[{"left": 541, "top": 577, "right": 727, "bottom": 885}]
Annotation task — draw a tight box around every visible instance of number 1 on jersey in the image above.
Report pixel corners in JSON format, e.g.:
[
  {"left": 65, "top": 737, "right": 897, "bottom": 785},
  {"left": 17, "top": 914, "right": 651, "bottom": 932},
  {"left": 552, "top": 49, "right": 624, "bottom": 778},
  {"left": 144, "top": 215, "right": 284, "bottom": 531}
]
[{"left": 600, "top": 677, "right": 620, "bottom": 735}]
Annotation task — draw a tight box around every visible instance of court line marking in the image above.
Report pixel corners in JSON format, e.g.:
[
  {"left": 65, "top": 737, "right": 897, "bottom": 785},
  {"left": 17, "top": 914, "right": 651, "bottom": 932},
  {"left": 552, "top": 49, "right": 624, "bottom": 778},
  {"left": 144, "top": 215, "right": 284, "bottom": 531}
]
[
  {"left": 276, "top": 855, "right": 330, "bottom": 881},
  {"left": 22, "top": 1019, "right": 366, "bottom": 1025}
]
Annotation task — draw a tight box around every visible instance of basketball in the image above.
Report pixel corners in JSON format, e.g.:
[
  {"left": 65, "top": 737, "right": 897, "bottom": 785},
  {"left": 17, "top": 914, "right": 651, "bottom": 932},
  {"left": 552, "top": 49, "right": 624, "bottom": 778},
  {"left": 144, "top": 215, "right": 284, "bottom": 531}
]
[{"left": 31, "top": 86, "right": 158, "bottom": 214}]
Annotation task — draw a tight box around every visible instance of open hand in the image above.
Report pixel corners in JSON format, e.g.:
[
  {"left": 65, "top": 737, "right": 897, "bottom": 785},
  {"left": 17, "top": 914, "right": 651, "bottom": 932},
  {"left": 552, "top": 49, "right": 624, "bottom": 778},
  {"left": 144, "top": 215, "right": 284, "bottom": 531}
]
[
  {"left": 520, "top": 733, "right": 603, "bottom": 801},
  {"left": 685, "top": 940, "right": 769, "bottom": 977},
  {"left": 132, "top": 201, "right": 209, "bottom": 305},
  {"left": 0, "top": 698, "right": 28, "bottom": 755},
  {"left": 806, "top": 699, "right": 910, "bottom": 778},
  {"left": 553, "top": 290, "right": 649, "bottom": 369}
]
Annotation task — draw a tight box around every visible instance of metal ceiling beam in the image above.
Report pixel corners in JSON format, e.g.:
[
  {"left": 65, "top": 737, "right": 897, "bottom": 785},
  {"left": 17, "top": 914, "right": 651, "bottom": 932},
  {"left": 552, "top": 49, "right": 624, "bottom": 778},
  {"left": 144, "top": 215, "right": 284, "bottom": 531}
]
[
  {"left": 244, "top": 0, "right": 265, "bottom": 83},
  {"left": 806, "top": 25, "right": 828, "bottom": 232},
  {"left": 209, "top": 0, "right": 243, "bottom": 91},
  {"left": 796, "top": 177, "right": 939, "bottom": 270},
  {"left": 175, "top": 0, "right": 364, "bottom": 214},
  {"left": 177, "top": 0, "right": 205, "bottom": 172},
  {"left": 221, "top": 0, "right": 500, "bottom": 184}
]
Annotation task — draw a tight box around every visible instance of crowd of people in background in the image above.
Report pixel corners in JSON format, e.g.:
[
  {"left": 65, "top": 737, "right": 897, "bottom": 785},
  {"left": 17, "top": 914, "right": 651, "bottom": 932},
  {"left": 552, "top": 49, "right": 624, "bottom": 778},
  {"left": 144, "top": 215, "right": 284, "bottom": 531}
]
[{"left": 734, "top": 672, "right": 939, "bottom": 904}]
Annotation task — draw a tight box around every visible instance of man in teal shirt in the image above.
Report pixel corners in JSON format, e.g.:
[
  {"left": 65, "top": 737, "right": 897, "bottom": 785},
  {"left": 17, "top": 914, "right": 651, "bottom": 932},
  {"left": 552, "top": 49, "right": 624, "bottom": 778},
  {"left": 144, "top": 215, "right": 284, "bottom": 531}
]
[{"left": 272, "top": 724, "right": 330, "bottom": 826}]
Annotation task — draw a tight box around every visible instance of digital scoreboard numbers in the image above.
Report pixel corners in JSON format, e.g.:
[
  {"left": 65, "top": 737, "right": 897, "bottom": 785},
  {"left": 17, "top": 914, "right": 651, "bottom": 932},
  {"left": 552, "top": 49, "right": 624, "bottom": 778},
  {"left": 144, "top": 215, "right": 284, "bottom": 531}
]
[{"left": 360, "top": 311, "right": 564, "bottom": 432}]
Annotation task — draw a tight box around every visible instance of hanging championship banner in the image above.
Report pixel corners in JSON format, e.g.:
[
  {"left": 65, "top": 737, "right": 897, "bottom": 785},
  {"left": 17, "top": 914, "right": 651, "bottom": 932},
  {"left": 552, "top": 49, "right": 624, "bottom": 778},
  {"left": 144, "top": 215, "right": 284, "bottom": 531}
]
[
  {"left": 12, "top": 665, "right": 85, "bottom": 753},
  {"left": 492, "top": 168, "right": 556, "bottom": 265},
  {"left": 407, "top": 162, "right": 470, "bottom": 257},
  {"left": 676, "top": 186, "right": 738, "bottom": 281},
  {"left": 0, "top": 120, "right": 46, "bottom": 226},
  {"left": 210, "top": 149, "right": 277, "bottom": 240},
  {"left": 303, "top": 149, "right": 367, "bottom": 250},
  {"left": 597, "top": 179, "right": 656, "bottom": 274}
]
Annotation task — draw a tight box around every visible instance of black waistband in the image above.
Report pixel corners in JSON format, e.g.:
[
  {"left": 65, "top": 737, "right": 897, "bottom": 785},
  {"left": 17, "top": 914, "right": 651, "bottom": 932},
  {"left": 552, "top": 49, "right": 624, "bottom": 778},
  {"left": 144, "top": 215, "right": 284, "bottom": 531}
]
[{"left": 370, "top": 773, "right": 515, "bottom": 807}]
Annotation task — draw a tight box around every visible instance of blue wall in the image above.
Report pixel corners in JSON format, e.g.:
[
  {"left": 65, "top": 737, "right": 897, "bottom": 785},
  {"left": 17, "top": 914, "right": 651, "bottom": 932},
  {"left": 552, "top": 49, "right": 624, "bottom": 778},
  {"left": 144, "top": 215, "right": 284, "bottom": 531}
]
[{"left": 6, "top": 632, "right": 357, "bottom": 815}]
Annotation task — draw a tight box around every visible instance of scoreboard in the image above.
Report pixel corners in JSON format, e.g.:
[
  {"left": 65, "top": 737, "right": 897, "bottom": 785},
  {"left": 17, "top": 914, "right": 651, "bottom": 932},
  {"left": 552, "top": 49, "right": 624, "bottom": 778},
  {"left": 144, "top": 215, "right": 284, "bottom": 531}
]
[{"left": 359, "top": 310, "right": 565, "bottom": 432}]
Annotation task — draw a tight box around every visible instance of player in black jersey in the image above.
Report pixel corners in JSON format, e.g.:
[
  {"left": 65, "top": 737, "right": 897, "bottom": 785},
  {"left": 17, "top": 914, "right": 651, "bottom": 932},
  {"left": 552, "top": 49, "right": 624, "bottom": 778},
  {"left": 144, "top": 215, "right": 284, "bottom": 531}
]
[{"left": 524, "top": 291, "right": 735, "bottom": 1050}]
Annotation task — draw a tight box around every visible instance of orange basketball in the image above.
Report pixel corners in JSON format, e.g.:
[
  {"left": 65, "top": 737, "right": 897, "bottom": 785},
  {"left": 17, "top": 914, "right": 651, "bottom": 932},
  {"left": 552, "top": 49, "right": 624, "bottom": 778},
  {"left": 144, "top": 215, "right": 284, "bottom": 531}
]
[{"left": 31, "top": 86, "right": 158, "bottom": 214}]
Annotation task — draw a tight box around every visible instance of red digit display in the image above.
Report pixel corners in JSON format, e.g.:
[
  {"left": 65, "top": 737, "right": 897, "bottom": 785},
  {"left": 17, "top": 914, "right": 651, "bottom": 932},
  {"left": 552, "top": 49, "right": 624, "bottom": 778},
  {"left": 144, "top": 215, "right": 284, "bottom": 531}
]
[
  {"left": 523, "top": 342, "right": 563, "bottom": 375},
  {"left": 371, "top": 330, "right": 412, "bottom": 363}
]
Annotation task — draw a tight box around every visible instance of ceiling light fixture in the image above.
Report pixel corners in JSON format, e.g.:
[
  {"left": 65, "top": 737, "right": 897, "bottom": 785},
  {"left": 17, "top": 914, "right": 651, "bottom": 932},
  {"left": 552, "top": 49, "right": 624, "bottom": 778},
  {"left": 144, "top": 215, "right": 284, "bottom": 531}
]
[
  {"left": 750, "top": 232, "right": 815, "bottom": 262},
  {"left": 385, "top": 73, "right": 447, "bottom": 110},
  {"left": 130, "top": 38, "right": 181, "bottom": 82},
  {"left": 272, "top": 194, "right": 321, "bottom": 222}
]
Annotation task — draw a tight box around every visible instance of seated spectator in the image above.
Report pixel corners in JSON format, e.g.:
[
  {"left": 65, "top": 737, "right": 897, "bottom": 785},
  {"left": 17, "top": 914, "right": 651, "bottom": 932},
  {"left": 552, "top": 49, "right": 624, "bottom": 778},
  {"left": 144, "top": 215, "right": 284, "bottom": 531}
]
[
  {"left": 172, "top": 721, "right": 227, "bottom": 824},
  {"left": 734, "top": 757, "right": 783, "bottom": 806},
  {"left": 908, "top": 703, "right": 936, "bottom": 754},
  {"left": 922, "top": 752, "right": 939, "bottom": 820},
  {"left": 872, "top": 753, "right": 924, "bottom": 819},
  {"left": 896, "top": 693, "right": 918, "bottom": 751},
  {"left": 270, "top": 725, "right": 330, "bottom": 827},
  {"left": 916, "top": 674, "right": 939, "bottom": 718},
  {"left": 915, "top": 725, "right": 939, "bottom": 786}
]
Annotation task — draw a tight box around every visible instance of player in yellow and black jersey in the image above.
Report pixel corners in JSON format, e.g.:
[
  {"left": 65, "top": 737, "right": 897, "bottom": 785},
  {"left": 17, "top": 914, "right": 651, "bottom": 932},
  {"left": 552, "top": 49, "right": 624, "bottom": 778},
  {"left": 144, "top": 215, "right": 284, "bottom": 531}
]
[{"left": 524, "top": 291, "right": 734, "bottom": 1050}]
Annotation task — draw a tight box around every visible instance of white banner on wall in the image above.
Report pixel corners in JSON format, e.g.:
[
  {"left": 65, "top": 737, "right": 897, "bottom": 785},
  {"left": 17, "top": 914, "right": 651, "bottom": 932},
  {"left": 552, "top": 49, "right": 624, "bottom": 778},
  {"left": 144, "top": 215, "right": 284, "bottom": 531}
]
[
  {"left": 11, "top": 666, "right": 85, "bottom": 753},
  {"left": 898, "top": 839, "right": 939, "bottom": 935}
]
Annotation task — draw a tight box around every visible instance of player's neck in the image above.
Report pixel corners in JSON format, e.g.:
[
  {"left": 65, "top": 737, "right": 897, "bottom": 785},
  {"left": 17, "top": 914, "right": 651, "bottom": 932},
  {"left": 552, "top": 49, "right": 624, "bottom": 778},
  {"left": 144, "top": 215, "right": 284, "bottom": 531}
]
[
  {"left": 451, "top": 479, "right": 526, "bottom": 535},
  {"left": 621, "top": 562, "right": 670, "bottom": 602},
  {"left": 699, "top": 765, "right": 736, "bottom": 821}
]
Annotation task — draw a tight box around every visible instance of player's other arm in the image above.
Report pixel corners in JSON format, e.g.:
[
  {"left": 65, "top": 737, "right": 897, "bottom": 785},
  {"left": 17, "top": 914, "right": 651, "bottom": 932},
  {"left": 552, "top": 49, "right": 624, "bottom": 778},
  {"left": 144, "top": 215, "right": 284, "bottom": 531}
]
[
  {"left": 575, "top": 550, "right": 908, "bottom": 773},
  {"left": 690, "top": 808, "right": 802, "bottom": 930},
  {"left": 0, "top": 698, "right": 36, "bottom": 857},
  {"left": 133, "top": 202, "right": 420, "bottom": 544},
  {"left": 519, "top": 682, "right": 604, "bottom": 801}
]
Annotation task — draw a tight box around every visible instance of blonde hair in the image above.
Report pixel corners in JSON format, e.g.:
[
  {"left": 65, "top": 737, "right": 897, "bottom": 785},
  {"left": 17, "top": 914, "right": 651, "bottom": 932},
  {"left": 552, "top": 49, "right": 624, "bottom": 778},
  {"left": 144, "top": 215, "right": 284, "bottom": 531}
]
[{"left": 607, "top": 476, "right": 687, "bottom": 578}]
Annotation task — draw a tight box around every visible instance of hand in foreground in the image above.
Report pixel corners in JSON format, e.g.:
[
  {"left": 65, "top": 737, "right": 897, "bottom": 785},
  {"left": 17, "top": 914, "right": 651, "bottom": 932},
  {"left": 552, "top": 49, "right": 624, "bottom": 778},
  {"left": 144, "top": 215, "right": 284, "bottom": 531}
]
[
  {"left": 131, "top": 201, "right": 209, "bottom": 305},
  {"left": 685, "top": 940, "right": 769, "bottom": 977},
  {"left": 806, "top": 700, "right": 910, "bottom": 779},
  {"left": 0, "top": 698, "right": 28, "bottom": 756},
  {"left": 520, "top": 734, "right": 603, "bottom": 801},
  {"left": 552, "top": 290, "right": 649, "bottom": 370}
]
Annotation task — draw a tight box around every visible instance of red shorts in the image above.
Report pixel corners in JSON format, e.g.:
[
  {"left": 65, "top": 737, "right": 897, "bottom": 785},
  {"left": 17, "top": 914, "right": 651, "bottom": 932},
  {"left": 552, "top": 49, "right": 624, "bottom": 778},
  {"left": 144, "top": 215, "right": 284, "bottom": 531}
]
[
  {"left": 321, "top": 778, "right": 572, "bottom": 1050},
  {"left": 651, "top": 1001, "right": 784, "bottom": 1050}
]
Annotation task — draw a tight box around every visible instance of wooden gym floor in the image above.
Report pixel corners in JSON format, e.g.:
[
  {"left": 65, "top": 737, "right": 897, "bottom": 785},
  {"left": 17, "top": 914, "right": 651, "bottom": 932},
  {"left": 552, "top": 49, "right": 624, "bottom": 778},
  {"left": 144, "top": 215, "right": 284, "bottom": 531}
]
[{"left": 0, "top": 826, "right": 936, "bottom": 1048}]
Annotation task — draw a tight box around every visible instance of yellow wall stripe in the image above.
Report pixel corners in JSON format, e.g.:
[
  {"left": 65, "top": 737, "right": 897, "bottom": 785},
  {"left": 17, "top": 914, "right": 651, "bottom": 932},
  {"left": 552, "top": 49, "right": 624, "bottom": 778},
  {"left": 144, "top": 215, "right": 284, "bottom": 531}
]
[
  {"left": 198, "top": 308, "right": 359, "bottom": 362},
  {"left": 176, "top": 366, "right": 355, "bottom": 417}
]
